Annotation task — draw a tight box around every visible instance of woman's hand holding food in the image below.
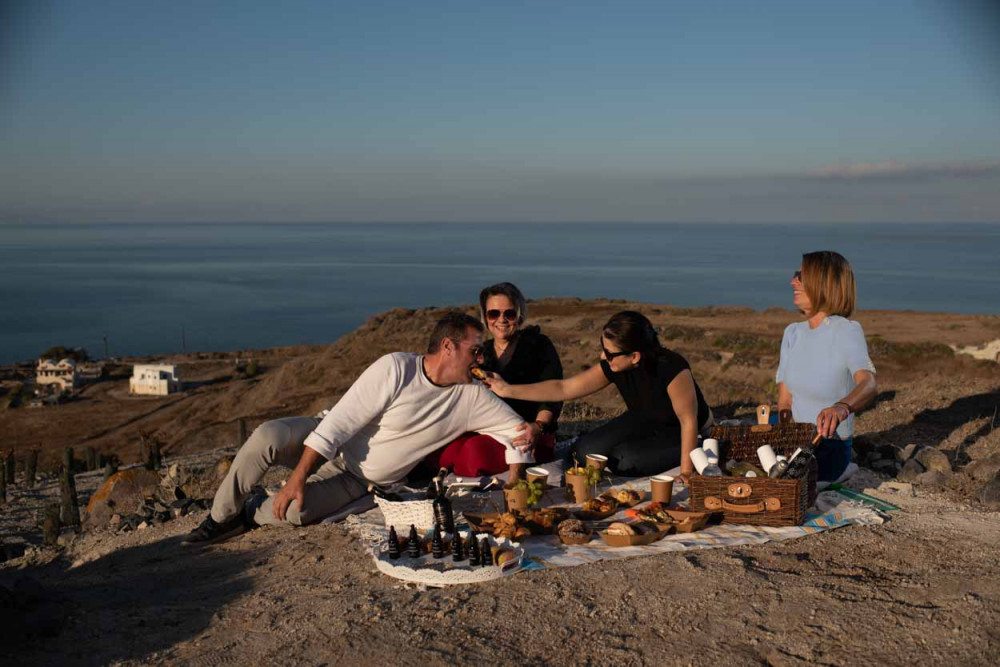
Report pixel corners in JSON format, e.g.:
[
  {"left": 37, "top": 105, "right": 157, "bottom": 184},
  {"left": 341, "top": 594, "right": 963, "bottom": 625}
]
[
  {"left": 481, "top": 371, "right": 512, "bottom": 397},
  {"left": 816, "top": 402, "right": 850, "bottom": 438}
]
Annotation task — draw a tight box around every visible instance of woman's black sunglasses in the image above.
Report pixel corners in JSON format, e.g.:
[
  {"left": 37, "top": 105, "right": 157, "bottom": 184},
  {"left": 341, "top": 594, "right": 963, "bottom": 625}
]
[
  {"left": 601, "top": 342, "right": 630, "bottom": 359},
  {"left": 486, "top": 309, "right": 518, "bottom": 321}
]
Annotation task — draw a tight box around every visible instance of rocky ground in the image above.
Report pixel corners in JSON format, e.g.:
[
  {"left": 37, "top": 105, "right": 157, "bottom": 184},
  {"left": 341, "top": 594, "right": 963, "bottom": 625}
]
[{"left": 2, "top": 300, "right": 1000, "bottom": 665}]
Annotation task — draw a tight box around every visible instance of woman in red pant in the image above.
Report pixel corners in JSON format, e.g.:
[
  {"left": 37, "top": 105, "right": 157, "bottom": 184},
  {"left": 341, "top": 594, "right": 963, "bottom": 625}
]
[{"left": 425, "top": 282, "right": 563, "bottom": 476}]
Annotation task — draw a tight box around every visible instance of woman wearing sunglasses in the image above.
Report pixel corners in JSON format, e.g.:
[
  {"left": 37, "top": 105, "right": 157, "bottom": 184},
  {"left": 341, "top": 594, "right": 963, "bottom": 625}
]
[
  {"left": 777, "top": 251, "right": 877, "bottom": 481},
  {"left": 423, "top": 282, "right": 563, "bottom": 476},
  {"left": 484, "top": 310, "right": 712, "bottom": 481}
]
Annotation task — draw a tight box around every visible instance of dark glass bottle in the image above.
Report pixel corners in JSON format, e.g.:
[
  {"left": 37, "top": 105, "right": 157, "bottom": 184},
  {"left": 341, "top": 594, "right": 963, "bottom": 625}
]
[
  {"left": 425, "top": 466, "right": 447, "bottom": 500},
  {"left": 468, "top": 533, "right": 481, "bottom": 566},
  {"left": 406, "top": 525, "right": 421, "bottom": 558},
  {"left": 387, "top": 526, "right": 400, "bottom": 560},
  {"left": 478, "top": 537, "right": 492, "bottom": 568},
  {"left": 779, "top": 445, "right": 816, "bottom": 480},
  {"left": 451, "top": 532, "right": 465, "bottom": 562},
  {"left": 431, "top": 525, "right": 445, "bottom": 559},
  {"left": 432, "top": 473, "right": 455, "bottom": 534}
]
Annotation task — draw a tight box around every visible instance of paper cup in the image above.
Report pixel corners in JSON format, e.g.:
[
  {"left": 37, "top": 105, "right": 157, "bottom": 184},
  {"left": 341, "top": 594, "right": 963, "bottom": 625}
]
[
  {"left": 650, "top": 475, "right": 675, "bottom": 504},
  {"left": 689, "top": 448, "right": 711, "bottom": 474},
  {"left": 585, "top": 454, "right": 608, "bottom": 471},
  {"left": 503, "top": 484, "right": 530, "bottom": 512},
  {"left": 564, "top": 472, "right": 593, "bottom": 504},
  {"left": 703, "top": 438, "right": 720, "bottom": 458},
  {"left": 757, "top": 445, "right": 778, "bottom": 474},
  {"left": 525, "top": 467, "right": 549, "bottom": 486}
]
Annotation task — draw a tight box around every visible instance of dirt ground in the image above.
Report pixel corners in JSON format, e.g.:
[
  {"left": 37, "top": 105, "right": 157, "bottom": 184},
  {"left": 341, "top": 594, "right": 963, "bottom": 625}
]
[
  {"left": 2, "top": 470, "right": 998, "bottom": 667},
  {"left": 2, "top": 300, "right": 1000, "bottom": 665}
]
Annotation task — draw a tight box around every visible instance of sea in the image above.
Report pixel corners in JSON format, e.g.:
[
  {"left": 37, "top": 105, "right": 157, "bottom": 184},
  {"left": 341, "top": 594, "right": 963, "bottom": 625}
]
[{"left": 1, "top": 222, "right": 997, "bottom": 365}]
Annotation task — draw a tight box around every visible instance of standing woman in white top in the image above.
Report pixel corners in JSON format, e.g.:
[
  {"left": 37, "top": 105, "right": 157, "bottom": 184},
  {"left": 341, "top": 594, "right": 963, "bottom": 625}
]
[{"left": 776, "top": 251, "right": 877, "bottom": 482}]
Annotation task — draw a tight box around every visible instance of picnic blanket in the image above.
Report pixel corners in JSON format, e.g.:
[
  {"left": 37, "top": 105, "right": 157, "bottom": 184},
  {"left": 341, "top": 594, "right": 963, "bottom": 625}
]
[{"left": 340, "top": 460, "right": 888, "bottom": 576}]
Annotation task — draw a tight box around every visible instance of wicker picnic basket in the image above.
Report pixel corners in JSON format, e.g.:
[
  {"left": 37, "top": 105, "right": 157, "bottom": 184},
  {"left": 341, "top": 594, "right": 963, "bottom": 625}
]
[
  {"left": 374, "top": 493, "right": 436, "bottom": 531},
  {"left": 688, "top": 423, "right": 818, "bottom": 527}
]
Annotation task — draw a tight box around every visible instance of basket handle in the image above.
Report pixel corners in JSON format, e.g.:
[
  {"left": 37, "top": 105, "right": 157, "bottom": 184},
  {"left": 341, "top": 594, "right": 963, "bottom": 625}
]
[
  {"left": 757, "top": 404, "right": 770, "bottom": 425},
  {"left": 704, "top": 496, "right": 782, "bottom": 513}
]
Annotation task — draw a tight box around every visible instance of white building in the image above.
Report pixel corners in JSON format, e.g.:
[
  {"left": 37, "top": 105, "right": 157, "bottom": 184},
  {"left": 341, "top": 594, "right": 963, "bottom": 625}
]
[
  {"left": 129, "top": 364, "right": 181, "bottom": 396},
  {"left": 36, "top": 358, "right": 79, "bottom": 392}
]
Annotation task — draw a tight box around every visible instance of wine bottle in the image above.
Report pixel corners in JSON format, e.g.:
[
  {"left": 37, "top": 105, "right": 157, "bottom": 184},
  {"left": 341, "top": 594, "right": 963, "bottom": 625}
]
[
  {"left": 431, "top": 525, "right": 445, "bottom": 559},
  {"left": 451, "top": 532, "right": 465, "bottom": 562},
  {"left": 387, "top": 526, "right": 401, "bottom": 560},
  {"left": 778, "top": 445, "right": 816, "bottom": 480},
  {"left": 406, "top": 525, "right": 421, "bottom": 558},
  {"left": 478, "top": 537, "right": 491, "bottom": 568},
  {"left": 425, "top": 467, "right": 445, "bottom": 499},
  {"left": 468, "top": 532, "right": 481, "bottom": 566},
  {"left": 432, "top": 475, "right": 455, "bottom": 533}
]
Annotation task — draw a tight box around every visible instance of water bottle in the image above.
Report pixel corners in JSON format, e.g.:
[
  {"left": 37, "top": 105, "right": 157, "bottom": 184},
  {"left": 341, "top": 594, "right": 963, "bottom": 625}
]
[{"left": 768, "top": 458, "right": 790, "bottom": 478}]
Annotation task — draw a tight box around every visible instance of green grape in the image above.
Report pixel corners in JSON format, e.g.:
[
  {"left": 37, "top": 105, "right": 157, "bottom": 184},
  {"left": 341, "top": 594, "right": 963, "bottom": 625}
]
[{"left": 526, "top": 480, "right": 544, "bottom": 506}]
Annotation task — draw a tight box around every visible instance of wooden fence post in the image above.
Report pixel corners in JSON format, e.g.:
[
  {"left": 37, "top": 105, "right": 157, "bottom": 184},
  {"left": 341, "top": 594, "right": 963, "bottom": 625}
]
[
  {"left": 60, "top": 447, "right": 81, "bottom": 531},
  {"left": 43, "top": 503, "right": 61, "bottom": 546},
  {"left": 25, "top": 448, "right": 38, "bottom": 487},
  {"left": 103, "top": 460, "right": 118, "bottom": 481},
  {"left": 0, "top": 463, "right": 6, "bottom": 505},
  {"left": 150, "top": 440, "right": 161, "bottom": 470},
  {"left": 3, "top": 449, "right": 13, "bottom": 486},
  {"left": 84, "top": 446, "right": 97, "bottom": 471},
  {"left": 238, "top": 419, "right": 248, "bottom": 446}
]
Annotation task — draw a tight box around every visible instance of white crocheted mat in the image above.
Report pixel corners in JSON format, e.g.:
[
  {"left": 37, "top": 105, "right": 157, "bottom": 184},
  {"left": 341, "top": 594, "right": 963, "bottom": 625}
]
[{"left": 339, "top": 460, "right": 887, "bottom": 586}]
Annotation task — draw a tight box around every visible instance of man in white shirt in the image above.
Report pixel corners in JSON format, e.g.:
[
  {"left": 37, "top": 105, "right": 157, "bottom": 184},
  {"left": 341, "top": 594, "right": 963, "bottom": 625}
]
[{"left": 182, "top": 312, "right": 536, "bottom": 546}]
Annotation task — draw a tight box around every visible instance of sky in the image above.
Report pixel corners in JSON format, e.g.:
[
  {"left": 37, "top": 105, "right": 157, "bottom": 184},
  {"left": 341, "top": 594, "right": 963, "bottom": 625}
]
[{"left": 1, "top": 0, "right": 999, "bottom": 224}]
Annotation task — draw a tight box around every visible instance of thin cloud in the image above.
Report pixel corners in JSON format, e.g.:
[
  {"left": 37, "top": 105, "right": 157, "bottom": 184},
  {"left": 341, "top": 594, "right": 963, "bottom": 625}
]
[{"left": 805, "top": 160, "right": 1000, "bottom": 181}]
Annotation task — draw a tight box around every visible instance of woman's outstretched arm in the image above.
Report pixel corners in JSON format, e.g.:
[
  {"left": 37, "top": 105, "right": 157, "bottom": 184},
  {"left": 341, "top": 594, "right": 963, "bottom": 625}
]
[
  {"left": 666, "top": 370, "right": 701, "bottom": 482},
  {"left": 484, "top": 363, "right": 610, "bottom": 402}
]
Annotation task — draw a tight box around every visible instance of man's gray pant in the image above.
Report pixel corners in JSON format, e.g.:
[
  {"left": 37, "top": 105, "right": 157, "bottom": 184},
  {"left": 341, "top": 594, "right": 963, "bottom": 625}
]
[{"left": 211, "top": 417, "right": 368, "bottom": 527}]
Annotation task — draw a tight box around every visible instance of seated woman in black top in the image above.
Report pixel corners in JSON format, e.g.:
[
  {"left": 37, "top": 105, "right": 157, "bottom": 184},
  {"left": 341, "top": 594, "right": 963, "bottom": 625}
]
[
  {"left": 484, "top": 310, "right": 712, "bottom": 479},
  {"left": 424, "top": 282, "right": 563, "bottom": 477}
]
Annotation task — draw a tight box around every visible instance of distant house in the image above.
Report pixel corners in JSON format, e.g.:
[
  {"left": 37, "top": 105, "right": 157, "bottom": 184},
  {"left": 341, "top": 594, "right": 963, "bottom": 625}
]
[
  {"left": 129, "top": 364, "right": 181, "bottom": 396},
  {"left": 36, "top": 358, "right": 79, "bottom": 392}
]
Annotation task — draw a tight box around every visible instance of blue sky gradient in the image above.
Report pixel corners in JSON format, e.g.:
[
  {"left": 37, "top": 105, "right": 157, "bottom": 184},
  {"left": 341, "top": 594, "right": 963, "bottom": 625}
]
[{"left": 2, "top": 0, "right": 999, "bottom": 223}]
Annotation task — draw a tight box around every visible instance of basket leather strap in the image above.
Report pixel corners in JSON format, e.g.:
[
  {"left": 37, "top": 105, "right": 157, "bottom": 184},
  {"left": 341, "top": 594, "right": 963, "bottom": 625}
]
[{"left": 704, "top": 496, "right": 782, "bottom": 513}]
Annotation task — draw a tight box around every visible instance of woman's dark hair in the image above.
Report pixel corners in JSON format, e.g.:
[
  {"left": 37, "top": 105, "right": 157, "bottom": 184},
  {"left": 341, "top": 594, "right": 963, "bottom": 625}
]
[{"left": 602, "top": 311, "right": 665, "bottom": 367}]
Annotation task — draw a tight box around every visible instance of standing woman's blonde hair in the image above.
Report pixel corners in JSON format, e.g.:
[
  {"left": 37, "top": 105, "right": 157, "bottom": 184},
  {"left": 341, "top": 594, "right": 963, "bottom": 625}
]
[{"left": 801, "top": 251, "right": 857, "bottom": 318}]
